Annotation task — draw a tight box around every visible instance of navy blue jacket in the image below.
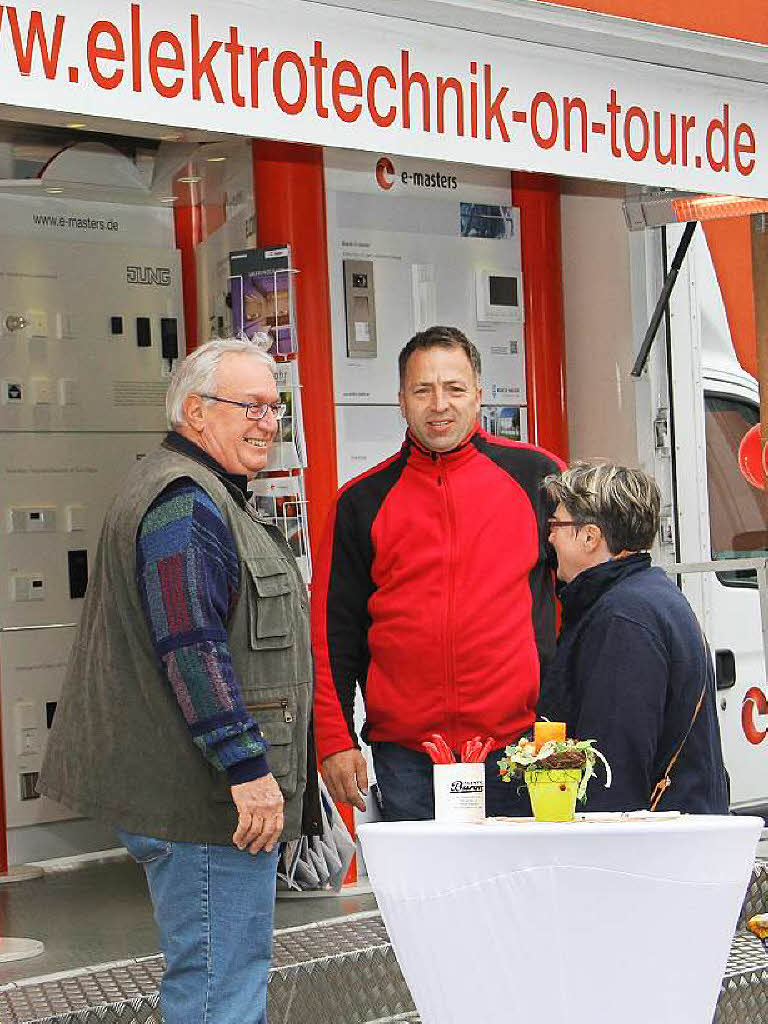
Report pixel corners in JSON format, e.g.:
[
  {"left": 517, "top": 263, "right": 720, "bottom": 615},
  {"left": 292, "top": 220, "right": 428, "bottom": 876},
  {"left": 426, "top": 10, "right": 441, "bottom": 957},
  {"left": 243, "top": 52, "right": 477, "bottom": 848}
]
[{"left": 538, "top": 554, "right": 729, "bottom": 813}]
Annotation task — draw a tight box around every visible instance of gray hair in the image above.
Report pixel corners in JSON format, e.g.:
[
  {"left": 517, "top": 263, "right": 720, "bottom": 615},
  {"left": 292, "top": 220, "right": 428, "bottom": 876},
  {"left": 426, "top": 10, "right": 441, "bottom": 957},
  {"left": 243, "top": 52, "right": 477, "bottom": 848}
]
[
  {"left": 543, "top": 462, "right": 660, "bottom": 555},
  {"left": 165, "top": 336, "right": 275, "bottom": 429}
]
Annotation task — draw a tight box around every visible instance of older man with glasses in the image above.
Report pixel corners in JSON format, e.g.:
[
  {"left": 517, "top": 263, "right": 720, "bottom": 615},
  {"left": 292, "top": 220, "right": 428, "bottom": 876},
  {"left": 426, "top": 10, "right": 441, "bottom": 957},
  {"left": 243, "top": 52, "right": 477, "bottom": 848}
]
[
  {"left": 39, "top": 337, "right": 319, "bottom": 1024},
  {"left": 539, "top": 461, "right": 729, "bottom": 814}
]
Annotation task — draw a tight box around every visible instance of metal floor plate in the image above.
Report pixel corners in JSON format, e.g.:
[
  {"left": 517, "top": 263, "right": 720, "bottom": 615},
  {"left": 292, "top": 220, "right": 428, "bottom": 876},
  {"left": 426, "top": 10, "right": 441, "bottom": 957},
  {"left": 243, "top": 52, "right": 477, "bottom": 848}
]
[
  {"left": 0, "top": 912, "right": 397, "bottom": 1024},
  {"left": 717, "top": 933, "right": 768, "bottom": 1024},
  {"left": 739, "top": 857, "right": 768, "bottom": 927},
  {"left": 2, "top": 863, "right": 766, "bottom": 1024}
]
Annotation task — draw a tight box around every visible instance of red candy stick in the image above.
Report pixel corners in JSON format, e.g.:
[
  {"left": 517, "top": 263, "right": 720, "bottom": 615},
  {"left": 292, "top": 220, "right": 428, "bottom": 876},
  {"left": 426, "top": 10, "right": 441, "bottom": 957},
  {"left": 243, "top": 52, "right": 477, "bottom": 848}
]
[
  {"left": 422, "top": 741, "right": 445, "bottom": 764},
  {"left": 476, "top": 737, "right": 495, "bottom": 763},
  {"left": 430, "top": 733, "right": 456, "bottom": 763}
]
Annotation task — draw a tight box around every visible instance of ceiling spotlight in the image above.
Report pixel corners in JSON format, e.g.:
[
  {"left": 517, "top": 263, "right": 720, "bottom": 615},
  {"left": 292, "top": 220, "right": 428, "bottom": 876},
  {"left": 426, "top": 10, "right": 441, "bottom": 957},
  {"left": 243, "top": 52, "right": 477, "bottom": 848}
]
[
  {"left": 45, "top": 187, "right": 64, "bottom": 194},
  {"left": 160, "top": 196, "right": 177, "bottom": 203},
  {"left": 66, "top": 122, "right": 87, "bottom": 129},
  {"left": 159, "top": 134, "right": 181, "bottom": 142},
  {"left": 178, "top": 175, "right": 202, "bottom": 183},
  {"left": 206, "top": 156, "right": 227, "bottom": 162}
]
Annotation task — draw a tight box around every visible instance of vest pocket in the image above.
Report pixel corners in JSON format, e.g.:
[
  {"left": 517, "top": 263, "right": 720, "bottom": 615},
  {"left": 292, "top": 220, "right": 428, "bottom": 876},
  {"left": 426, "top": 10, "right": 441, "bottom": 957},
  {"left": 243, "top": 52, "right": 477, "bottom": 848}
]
[
  {"left": 244, "top": 557, "right": 294, "bottom": 650},
  {"left": 248, "top": 698, "right": 299, "bottom": 799}
]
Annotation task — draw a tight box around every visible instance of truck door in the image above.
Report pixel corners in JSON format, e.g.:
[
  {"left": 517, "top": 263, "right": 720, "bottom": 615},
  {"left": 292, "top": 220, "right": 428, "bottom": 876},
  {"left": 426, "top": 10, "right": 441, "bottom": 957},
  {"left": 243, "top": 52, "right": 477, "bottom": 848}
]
[
  {"left": 663, "top": 224, "right": 768, "bottom": 814},
  {"left": 703, "top": 391, "right": 768, "bottom": 813}
]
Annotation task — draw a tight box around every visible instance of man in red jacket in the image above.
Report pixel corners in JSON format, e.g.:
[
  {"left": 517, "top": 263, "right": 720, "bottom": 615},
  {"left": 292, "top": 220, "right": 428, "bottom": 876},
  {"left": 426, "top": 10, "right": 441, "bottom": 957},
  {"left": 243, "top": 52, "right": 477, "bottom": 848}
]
[{"left": 311, "top": 326, "right": 563, "bottom": 819}]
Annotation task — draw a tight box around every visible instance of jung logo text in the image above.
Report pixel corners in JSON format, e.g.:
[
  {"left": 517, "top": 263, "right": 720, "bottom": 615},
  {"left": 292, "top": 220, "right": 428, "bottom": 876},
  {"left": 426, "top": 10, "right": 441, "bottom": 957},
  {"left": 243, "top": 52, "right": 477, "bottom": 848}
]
[{"left": 127, "top": 266, "right": 171, "bottom": 286}]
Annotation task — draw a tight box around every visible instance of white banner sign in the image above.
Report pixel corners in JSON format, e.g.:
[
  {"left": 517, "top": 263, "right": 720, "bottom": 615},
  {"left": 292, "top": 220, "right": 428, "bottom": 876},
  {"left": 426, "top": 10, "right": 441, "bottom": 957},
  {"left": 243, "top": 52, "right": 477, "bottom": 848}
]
[{"left": 2, "top": 0, "right": 768, "bottom": 195}]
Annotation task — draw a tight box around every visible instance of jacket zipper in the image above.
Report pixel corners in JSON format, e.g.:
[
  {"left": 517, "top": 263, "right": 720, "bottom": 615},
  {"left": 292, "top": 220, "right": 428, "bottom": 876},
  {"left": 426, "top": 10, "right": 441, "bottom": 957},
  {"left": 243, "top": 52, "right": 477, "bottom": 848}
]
[
  {"left": 443, "top": 459, "right": 458, "bottom": 747},
  {"left": 433, "top": 452, "right": 457, "bottom": 745},
  {"left": 246, "top": 698, "right": 294, "bottom": 723}
]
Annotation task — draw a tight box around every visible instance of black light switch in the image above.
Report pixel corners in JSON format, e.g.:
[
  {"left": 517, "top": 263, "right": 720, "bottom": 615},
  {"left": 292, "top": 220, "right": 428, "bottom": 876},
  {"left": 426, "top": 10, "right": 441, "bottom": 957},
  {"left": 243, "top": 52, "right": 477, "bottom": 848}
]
[
  {"left": 136, "top": 317, "right": 152, "bottom": 347},
  {"left": 68, "top": 549, "right": 89, "bottom": 599},
  {"left": 160, "top": 317, "right": 179, "bottom": 361}
]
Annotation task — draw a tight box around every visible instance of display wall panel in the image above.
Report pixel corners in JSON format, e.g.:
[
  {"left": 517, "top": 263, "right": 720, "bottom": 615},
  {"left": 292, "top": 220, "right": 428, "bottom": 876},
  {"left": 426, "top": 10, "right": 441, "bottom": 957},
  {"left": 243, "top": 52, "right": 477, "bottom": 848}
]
[
  {"left": 0, "top": 238, "right": 184, "bottom": 434},
  {"left": 326, "top": 149, "right": 528, "bottom": 485},
  {"left": 0, "top": 177, "right": 185, "bottom": 857},
  {"left": 0, "top": 431, "right": 167, "bottom": 828},
  {"left": 326, "top": 161, "right": 525, "bottom": 407}
]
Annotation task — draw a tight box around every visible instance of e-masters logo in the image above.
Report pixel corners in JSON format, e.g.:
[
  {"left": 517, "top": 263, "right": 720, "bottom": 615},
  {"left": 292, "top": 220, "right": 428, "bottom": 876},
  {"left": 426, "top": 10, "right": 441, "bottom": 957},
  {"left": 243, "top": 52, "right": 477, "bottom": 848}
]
[
  {"left": 742, "top": 686, "right": 768, "bottom": 745},
  {"left": 375, "top": 156, "right": 395, "bottom": 191},
  {"left": 127, "top": 266, "right": 171, "bottom": 286},
  {"left": 375, "top": 156, "right": 457, "bottom": 192}
]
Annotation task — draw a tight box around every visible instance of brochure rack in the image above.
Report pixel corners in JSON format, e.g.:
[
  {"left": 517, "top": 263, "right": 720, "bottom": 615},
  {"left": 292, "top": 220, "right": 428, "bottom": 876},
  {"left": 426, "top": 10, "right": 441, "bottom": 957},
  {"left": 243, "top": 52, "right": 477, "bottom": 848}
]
[{"left": 230, "top": 245, "right": 312, "bottom": 584}]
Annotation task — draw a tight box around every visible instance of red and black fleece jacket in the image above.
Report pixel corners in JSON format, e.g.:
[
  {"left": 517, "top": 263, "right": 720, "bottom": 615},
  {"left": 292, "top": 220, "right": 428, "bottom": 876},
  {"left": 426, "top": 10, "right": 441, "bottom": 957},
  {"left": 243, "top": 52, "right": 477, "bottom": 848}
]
[{"left": 311, "top": 426, "right": 565, "bottom": 762}]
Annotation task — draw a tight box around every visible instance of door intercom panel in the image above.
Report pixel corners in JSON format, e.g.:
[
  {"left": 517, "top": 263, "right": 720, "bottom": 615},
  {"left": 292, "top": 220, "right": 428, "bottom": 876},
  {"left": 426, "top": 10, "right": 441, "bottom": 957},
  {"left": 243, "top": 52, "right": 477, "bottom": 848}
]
[{"left": 343, "top": 259, "right": 378, "bottom": 358}]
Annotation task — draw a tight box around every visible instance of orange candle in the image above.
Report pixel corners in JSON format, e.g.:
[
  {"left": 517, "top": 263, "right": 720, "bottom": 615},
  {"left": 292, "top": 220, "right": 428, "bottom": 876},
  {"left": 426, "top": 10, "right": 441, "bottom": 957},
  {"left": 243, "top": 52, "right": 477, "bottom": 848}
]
[{"left": 534, "top": 721, "right": 566, "bottom": 751}]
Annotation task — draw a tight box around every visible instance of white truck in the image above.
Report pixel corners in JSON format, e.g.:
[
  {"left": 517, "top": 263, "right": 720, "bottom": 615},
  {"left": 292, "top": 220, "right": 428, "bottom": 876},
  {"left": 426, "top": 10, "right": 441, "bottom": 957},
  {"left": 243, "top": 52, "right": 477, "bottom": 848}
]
[{"left": 560, "top": 180, "right": 767, "bottom": 817}]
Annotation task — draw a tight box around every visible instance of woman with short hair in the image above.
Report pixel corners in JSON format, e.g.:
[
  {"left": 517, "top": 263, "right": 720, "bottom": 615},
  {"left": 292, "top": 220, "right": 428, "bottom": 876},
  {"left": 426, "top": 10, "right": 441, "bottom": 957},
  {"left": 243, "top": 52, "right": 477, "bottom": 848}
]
[{"left": 539, "top": 462, "right": 729, "bottom": 813}]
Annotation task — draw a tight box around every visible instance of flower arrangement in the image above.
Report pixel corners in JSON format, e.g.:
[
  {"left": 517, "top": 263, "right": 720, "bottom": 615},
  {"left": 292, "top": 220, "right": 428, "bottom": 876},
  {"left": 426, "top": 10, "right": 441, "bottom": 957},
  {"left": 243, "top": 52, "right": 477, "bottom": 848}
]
[{"left": 498, "top": 735, "right": 612, "bottom": 803}]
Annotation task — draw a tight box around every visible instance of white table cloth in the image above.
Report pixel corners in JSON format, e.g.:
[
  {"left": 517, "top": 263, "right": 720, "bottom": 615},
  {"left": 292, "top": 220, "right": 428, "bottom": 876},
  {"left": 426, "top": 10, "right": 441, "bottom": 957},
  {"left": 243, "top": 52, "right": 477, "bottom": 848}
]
[{"left": 358, "top": 816, "right": 762, "bottom": 1024}]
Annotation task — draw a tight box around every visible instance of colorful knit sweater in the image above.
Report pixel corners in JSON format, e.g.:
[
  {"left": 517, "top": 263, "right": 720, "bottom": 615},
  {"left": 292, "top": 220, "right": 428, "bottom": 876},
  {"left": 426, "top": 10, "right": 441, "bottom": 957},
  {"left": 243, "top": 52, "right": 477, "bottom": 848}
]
[{"left": 136, "top": 437, "right": 269, "bottom": 785}]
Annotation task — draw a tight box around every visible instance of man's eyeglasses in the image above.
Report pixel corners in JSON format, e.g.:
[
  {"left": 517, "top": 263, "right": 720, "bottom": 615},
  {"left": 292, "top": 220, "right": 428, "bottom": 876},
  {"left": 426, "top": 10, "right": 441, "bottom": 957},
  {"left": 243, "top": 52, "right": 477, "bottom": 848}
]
[
  {"left": 200, "top": 395, "right": 287, "bottom": 421},
  {"left": 547, "top": 518, "right": 583, "bottom": 530}
]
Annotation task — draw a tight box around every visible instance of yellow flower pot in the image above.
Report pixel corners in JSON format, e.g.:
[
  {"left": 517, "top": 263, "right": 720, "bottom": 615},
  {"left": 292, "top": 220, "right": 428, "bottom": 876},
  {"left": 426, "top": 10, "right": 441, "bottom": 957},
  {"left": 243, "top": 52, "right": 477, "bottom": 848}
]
[{"left": 524, "top": 769, "right": 582, "bottom": 822}]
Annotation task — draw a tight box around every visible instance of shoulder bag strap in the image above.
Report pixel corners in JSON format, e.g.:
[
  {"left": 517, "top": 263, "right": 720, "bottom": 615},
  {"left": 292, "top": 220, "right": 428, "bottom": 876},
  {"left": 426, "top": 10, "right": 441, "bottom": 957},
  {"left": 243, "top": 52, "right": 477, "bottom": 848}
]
[{"left": 649, "top": 625, "right": 709, "bottom": 812}]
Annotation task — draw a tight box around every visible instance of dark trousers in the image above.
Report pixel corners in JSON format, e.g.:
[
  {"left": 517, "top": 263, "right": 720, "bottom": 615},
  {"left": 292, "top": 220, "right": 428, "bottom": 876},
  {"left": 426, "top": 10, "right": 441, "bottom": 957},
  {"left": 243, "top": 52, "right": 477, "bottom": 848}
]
[{"left": 371, "top": 742, "right": 532, "bottom": 821}]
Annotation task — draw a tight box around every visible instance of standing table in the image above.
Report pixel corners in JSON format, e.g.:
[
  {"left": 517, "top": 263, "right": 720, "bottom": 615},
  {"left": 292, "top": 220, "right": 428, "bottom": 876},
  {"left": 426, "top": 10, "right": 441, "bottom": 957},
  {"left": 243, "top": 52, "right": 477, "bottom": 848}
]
[{"left": 359, "top": 816, "right": 762, "bottom": 1024}]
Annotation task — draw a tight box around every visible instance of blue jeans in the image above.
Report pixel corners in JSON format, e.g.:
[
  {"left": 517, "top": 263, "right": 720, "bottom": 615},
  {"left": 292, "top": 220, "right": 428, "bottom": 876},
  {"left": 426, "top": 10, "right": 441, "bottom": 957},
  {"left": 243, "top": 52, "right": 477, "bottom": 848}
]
[
  {"left": 117, "top": 830, "right": 279, "bottom": 1024},
  {"left": 371, "top": 742, "right": 532, "bottom": 820}
]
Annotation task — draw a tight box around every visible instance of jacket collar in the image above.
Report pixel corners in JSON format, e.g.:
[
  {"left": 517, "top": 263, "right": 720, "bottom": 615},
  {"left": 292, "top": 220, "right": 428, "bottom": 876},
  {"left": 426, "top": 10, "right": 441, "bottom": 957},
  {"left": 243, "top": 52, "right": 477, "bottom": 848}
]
[
  {"left": 162, "top": 431, "right": 249, "bottom": 501},
  {"left": 559, "top": 552, "right": 652, "bottom": 626},
  {"left": 403, "top": 423, "right": 482, "bottom": 466}
]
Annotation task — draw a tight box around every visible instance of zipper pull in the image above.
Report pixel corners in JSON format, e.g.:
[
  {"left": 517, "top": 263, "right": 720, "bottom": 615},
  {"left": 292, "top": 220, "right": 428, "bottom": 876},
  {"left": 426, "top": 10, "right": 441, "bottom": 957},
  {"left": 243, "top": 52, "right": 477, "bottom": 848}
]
[{"left": 281, "top": 698, "right": 294, "bottom": 723}]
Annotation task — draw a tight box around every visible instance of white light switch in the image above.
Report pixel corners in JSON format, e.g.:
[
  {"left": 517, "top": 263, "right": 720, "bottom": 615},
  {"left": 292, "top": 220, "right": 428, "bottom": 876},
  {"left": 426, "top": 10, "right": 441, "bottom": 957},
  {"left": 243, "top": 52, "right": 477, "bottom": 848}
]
[
  {"left": 31, "top": 377, "right": 54, "bottom": 405},
  {"left": 65, "top": 504, "right": 87, "bottom": 532},
  {"left": 27, "top": 310, "right": 48, "bottom": 338},
  {"left": 15, "top": 702, "right": 40, "bottom": 756},
  {"left": 58, "top": 378, "right": 79, "bottom": 405},
  {"left": 412, "top": 264, "right": 437, "bottom": 332},
  {"left": 55, "top": 313, "right": 79, "bottom": 339}
]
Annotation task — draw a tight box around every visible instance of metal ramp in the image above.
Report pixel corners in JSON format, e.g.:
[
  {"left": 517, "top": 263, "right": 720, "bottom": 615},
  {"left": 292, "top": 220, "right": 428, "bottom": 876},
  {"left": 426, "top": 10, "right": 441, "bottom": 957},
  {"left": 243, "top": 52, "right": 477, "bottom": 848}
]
[{"left": 2, "top": 862, "right": 766, "bottom": 1024}]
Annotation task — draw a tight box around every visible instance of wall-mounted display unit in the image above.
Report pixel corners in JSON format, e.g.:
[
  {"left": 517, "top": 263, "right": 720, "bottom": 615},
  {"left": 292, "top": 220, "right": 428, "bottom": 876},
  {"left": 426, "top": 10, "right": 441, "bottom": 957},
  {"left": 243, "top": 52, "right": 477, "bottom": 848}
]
[{"left": 325, "top": 149, "right": 527, "bottom": 484}]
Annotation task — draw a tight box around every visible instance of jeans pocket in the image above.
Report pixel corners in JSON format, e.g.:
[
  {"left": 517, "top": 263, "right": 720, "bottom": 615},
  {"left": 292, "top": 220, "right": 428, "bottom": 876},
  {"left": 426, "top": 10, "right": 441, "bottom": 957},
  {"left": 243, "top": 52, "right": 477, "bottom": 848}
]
[{"left": 116, "top": 829, "right": 172, "bottom": 864}]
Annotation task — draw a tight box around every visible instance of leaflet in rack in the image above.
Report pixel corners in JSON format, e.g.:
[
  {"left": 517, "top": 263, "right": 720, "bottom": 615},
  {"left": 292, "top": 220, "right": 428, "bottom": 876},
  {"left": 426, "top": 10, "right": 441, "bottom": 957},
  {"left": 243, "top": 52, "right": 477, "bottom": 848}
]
[{"left": 230, "top": 244, "right": 311, "bottom": 583}]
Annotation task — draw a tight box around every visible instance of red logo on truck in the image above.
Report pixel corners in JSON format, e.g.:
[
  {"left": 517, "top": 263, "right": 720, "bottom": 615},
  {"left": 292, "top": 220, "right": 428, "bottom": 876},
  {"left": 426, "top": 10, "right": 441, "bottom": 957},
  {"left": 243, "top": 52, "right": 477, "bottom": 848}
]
[
  {"left": 742, "top": 687, "right": 768, "bottom": 744},
  {"left": 375, "top": 157, "right": 395, "bottom": 190}
]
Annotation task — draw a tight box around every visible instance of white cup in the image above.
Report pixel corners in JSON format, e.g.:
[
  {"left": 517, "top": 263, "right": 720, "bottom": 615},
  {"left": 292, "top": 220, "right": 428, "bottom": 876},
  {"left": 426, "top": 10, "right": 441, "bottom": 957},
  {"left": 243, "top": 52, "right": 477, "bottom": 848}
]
[{"left": 433, "top": 762, "right": 486, "bottom": 823}]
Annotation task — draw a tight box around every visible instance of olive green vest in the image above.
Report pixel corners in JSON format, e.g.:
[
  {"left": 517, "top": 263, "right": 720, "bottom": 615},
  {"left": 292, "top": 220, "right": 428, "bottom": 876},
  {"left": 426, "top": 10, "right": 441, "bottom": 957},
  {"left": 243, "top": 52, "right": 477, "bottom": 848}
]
[{"left": 38, "top": 443, "right": 313, "bottom": 844}]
